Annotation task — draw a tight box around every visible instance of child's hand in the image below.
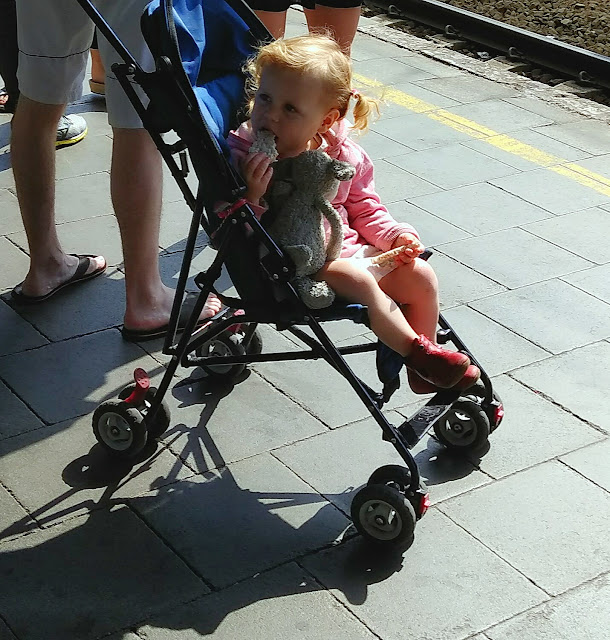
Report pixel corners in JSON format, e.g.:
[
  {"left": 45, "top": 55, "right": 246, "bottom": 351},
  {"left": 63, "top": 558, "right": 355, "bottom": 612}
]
[
  {"left": 391, "top": 233, "right": 425, "bottom": 263},
  {"left": 241, "top": 152, "right": 273, "bottom": 205}
]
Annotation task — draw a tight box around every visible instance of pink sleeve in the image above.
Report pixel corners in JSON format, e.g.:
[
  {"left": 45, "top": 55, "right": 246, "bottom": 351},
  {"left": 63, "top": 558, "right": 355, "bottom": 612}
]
[{"left": 345, "top": 149, "right": 419, "bottom": 252}]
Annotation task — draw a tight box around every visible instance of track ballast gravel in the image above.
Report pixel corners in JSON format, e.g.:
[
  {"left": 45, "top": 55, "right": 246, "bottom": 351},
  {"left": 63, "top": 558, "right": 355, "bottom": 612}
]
[{"left": 439, "top": 0, "right": 610, "bottom": 58}]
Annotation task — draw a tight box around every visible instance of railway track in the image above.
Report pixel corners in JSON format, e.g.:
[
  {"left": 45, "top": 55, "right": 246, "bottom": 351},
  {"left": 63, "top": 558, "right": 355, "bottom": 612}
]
[{"left": 364, "top": 0, "right": 610, "bottom": 93}]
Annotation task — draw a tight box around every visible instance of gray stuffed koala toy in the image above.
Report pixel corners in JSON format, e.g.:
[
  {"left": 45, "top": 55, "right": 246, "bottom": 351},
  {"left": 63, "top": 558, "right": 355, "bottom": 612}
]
[{"left": 266, "top": 149, "right": 356, "bottom": 309}]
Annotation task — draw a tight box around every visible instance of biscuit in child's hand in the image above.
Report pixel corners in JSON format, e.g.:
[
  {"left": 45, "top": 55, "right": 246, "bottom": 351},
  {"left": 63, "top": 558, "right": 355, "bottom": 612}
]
[
  {"left": 370, "top": 245, "right": 410, "bottom": 267},
  {"left": 250, "top": 129, "right": 278, "bottom": 162}
]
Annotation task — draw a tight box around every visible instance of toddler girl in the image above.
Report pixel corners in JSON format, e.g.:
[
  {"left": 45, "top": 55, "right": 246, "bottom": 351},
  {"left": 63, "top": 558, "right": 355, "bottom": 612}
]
[{"left": 228, "top": 34, "right": 479, "bottom": 393}]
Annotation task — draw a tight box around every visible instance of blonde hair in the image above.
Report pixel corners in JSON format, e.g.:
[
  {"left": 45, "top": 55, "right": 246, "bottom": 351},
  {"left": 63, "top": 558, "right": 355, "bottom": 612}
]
[{"left": 246, "top": 33, "right": 379, "bottom": 132}]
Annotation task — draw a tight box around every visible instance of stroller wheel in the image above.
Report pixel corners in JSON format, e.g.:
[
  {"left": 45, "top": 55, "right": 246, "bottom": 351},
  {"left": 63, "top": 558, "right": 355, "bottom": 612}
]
[
  {"left": 351, "top": 484, "right": 416, "bottom": 549},
  {"left": 463, "top": 381, "right": 505, "bottom": 431},
  {"left": 197, "top": 333, "right": 247, "bottom": 381},
  {"left": 245, "top": 327, "right": 263, "bottom": 355},
  {"left": 368, "top": 465, "right": 430, "bottom": 519},
  {"left": 434, "top": 398, "right": 490, "bottom": 453},
  {"left": 92, "top": 400, "right": 147, "bottom": 458},
  {"left": 118, "top": 384, "right": 171, "bottom": 439}
]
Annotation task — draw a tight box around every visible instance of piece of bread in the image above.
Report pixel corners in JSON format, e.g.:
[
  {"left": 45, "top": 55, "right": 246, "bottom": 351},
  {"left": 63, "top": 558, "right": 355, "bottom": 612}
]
[
  {"left": 250, "top": 129, "right": 278, "bottom": 161},
  {"left": 369, "top": 245, "right": 409, "bottom": 267}
]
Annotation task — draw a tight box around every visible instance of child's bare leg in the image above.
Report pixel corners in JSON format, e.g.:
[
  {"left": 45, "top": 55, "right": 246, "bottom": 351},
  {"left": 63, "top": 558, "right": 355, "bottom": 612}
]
[
  {"left": 378, "top": 258, "right": 439, "bottom": 340},
  {"left": 317, "top": 259, "right": 418, "bottom": 355}
]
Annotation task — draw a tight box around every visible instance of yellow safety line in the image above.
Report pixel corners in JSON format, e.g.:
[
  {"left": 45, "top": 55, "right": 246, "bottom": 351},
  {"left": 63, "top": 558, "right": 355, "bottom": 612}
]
[{"left": 354, "top": 72, "right": 610, "bottom": 197}]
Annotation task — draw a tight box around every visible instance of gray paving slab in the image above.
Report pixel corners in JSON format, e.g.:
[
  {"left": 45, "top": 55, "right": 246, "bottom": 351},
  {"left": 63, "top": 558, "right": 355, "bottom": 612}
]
[
  {"left": 445, "top": 99, "right": 553, "bottom": 134},
  {"left": 414, "top": 75, "right": 519, "bottom": 103},
  {"left": 0, "top": 379, "right": 45, "bottom": 440},
  {"left": 512, "top": 341, "right": 610, "bottom": 433},
  {"left": 601, "top": 202, "right": 610, "bottom": 213},
  {"left": 471, "top": 279, "right": 610, "bottom": 354},
  {"left": 523, "top": 206, "right": 610, "bottom": 265},
  {"left": 561, "top": 439, "right": 610, "bottom": 493},
  {"left": 490, "top": 168, "right": 610, "bottom": 214},
  {"left": 354, "top": 56, "right": 436, "bottom": 85},
  {"left": 463, "top": 128, "right": 592, "bottom": 171},
  {"left": 410, "top": 182, "right": 551, "bottom": 235},
  {"left": 439, "top": 228, "right": 593, "bottom": 289},
  {"left": 373, "top": 158, "right": 440, "bottom": 202},
  {"left": 357, "top": 129, "right": 415, "bottom": 159},
  {"left": 561, "top": 152, "right": 610, "bottom": 179},
  {"left": 398, "top": 55, "right": 465, "bottom": 79},
  {"left": 274, "top": 412, "right": 490, "bottom": 514},
  {"left": 0, "top": 189, "right": 20, "bottom": 236},
  {"left": 137, "top": 562, "right": 377, "bottom": 639},
  {"left": 8, "top": 212, "right": 124, "bottom": 267},
  {"left": 433, "top": 252, "right": 507, "bottom": 309},
  {"left": 55, "top": 133, "right": 112, "bottom": 181},
  {"left": 388, "top": 144, "right": 517, "bottom": 190},
  {"left": 534, "top": 120, "right": 610, "bottom": 155},
  {"left": 0, "top": 413, "right": 194, "bottom": 527},
  {"left": 303, "top": 509, "right": 546, "bottom": 640},
  {"left": 0, "top": 237, "right": 29, "bottom": 293},
  {"left": 0, "top": 506, "right": 207, "bottom": 640},
  {"left": 5, "top": 269, "right": 125, "bottom": 342},
  {"left": 386, "top": 200, "right": 472, "bottom": 246},
  {"left": 0, "top": 484, "right": 37, "bottom": 542},
  {"left": 254, "top": 331, "right": 421, "bottom": 427},
  {"left": 466, "top": 375, "right": 603, "bottom": 478},
  {"left": 161, "top": 370, "right": 326, "bottom": 474},
  {"left": 439, "top": 460, "right": 610, "bottom": 595},
  {"left": 562, "top": 263, "right": 610, "bottom": 303},
  {"left": 0, "top": 302, "right": 48, "bottom": 357},
  {"left": 486, "top": 572, "right": 610, "bottom": 640},
  {"left": 503, "top": 96, "right": 584, "bottom": 124},
  {"left": 372, "top": 112, "right": 474, "bottom": 150},
  {"left": 55, "top": 171, "right": 113, "bottom": 223},
  {"left": 380, "top": 81, "right": 461, "bottom": 119},
  {"left": 131, "top": 454, "right": 350, "bottom": 589},
  {"left": 0, "top": 329, "right": 163, "bottom": 424},
  {"left": 351, "top": 32, "right": 416, "bottom": 62},
  {"left": 441, "top": 306, "right": 550, "bottom": 376},
  {"left": 159, "top": 199, "right": 211, "bottom": 254}
]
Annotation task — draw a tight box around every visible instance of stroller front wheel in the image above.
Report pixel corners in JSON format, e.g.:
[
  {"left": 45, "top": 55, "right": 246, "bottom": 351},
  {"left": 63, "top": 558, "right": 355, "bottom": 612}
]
[
  {"left": 197, "top": 333, "right": 247, "bottom": 381},
  {"left": 351, "top": 484, "right": 416, "bottom": 548},
  {"left": 434, "top": 398, "right": 490, "bottom": 452},
  {"left": 118, "top": 384, "right": 171, "bottom": 439}
]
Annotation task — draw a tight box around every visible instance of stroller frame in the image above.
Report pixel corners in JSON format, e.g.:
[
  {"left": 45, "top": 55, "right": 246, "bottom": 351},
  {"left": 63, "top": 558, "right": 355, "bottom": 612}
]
[{"left": 84, "top": 0, "right": 503, "bottom": 549}]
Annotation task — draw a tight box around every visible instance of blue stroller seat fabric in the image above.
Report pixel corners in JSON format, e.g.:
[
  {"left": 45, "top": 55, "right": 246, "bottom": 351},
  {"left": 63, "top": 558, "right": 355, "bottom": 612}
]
[{"left": 84, "top": 0, "right": 504, "bottom": 552}]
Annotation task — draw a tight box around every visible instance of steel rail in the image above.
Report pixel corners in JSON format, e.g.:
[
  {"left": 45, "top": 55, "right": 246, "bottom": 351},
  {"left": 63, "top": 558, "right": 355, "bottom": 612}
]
[{"left": 366, "top": 0, "right": 610, "bottom": 90}]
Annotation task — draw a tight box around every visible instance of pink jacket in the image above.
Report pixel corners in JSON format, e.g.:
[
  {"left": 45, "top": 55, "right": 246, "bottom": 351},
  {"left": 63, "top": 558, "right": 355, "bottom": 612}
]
[{"left": 227, "top": 119, "right": 418, "bottom": 258}]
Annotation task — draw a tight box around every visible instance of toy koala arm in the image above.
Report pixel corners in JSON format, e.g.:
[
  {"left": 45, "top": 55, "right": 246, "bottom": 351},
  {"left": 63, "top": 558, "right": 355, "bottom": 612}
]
[{"left": 316, "top": 197, "right": 344, "bottom": 261}]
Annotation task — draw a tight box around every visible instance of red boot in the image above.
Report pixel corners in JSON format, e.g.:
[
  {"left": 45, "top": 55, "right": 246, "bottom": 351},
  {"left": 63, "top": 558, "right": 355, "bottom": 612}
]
[
  {"left": 404, "top": 334, "right": 470, "bottom": 389},
  {"left": 408, "top": 364, "right": 481, "bottom": 394}
]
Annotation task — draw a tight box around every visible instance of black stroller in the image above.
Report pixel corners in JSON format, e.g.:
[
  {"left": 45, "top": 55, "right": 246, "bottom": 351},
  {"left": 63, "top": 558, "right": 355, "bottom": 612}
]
[{"left": 84, "top": 0, "right": 504, "bottom": 550}]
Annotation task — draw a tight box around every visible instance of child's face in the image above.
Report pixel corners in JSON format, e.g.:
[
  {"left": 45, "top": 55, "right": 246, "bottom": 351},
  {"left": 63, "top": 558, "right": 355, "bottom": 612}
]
[{"left": 250, "top": 65, "right": 339, "bottom": 159}]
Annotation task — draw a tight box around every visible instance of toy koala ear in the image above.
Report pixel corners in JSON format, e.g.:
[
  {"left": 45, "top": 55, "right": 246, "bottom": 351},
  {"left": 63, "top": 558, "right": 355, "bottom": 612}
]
[{"left": 332, "top": 160, "right": 356, "bottom": 182}]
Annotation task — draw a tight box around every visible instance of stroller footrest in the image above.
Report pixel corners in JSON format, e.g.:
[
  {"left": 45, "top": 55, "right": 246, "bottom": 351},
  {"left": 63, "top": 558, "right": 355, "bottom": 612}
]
[{"left": 398, "top": 392, "right": 461, "bottom": 448}]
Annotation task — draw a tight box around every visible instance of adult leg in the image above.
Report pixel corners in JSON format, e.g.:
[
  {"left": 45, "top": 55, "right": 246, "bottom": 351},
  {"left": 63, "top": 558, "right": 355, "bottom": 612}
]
[
  {"left": 253, "top": 10, "right": 288, "bottom": 39},
  {"left": 304, "top": 4, "right": 361, "bottom": 55},
  {"left": 11, "top": 97, "right": 105, "bottom": 297}
]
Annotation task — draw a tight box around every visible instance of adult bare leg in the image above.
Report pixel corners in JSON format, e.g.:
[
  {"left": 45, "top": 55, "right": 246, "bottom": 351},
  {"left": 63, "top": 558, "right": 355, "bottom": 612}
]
[
  {"left": 11, "top": 96, "right": 104, "bottom": 297},
  {"left": 254, "top": 10, "right": 287, "bottom": 39},
  {"left": 112, "top": 128, "right": 220, "bottom": 331},
  {"left": 304, "top": 5, "right": 361, "bottom": 55}
]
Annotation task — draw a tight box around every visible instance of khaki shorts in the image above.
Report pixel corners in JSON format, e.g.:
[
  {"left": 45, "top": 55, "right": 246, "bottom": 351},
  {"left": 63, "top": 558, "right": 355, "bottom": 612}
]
[{"left": 16, "top": 0, "right": 154, "bottom": 128}]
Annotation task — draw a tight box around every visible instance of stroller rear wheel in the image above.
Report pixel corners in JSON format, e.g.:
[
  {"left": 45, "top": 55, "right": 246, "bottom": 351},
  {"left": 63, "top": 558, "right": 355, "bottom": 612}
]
[
  {"left": 197, "top": 333, "right": 247, "bottom": 381},
  {"left": 351, "top": 484, "right": 416, "bottom": 548},
  {"left": 118, "top": 384, "right": 171, "bottom": 439},
  {"left": 92, "top": 400, "right": 147, "bottom": 458}
]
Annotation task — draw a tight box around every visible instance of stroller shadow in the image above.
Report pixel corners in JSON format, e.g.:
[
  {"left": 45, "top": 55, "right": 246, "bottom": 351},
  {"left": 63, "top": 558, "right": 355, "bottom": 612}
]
[{"left": 0, "top": 373, "right": 406, "bottom": 639}]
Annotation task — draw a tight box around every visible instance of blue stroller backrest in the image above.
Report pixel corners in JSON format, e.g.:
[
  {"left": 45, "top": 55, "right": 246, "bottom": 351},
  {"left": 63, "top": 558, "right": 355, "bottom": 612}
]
[{"left": 143, "top": 0, "right": 268, "bottom": 155}]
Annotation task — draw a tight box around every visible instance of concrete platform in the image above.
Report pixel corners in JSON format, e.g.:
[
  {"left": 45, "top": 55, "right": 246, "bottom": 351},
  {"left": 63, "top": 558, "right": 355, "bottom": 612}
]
[{"left": 1, "top": 8, "right": 610, "bottom": 640}]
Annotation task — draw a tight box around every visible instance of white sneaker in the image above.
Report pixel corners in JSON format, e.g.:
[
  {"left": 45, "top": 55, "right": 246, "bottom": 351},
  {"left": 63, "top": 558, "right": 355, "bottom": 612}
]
[{"left": 56, "top": 114, "right": 88, "bottom": 148}]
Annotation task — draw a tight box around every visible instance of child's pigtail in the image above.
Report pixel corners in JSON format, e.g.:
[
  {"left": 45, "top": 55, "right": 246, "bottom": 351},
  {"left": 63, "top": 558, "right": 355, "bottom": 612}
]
[{"left": 350, "top": 90, "right": 380, "bottom": 133}]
